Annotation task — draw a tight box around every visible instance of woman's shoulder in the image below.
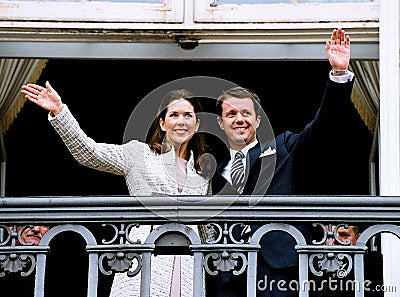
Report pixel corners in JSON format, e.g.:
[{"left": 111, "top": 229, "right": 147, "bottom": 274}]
[
  {"left": 123, "top": 139, "right": 156, "bottom": 156},
  {"left": 124, "top": 139, "right": 145, "bottom": 147}
]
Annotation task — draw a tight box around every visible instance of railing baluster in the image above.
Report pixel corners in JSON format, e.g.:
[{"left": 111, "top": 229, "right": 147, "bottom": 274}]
[
  {"left": 88, "top": 253, "right": 99, "bottom": 297},
  {"left": 34, "top": 253, "right": 46, "bottom": 297}
]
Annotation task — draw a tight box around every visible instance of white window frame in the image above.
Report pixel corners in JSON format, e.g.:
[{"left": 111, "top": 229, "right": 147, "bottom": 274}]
[
  {"left": 194, "top": 0, "right": 379, "bottom": 23},
  {"left": 0, "top": 0, "right": 183, "bottom": 23},
  {"left": 379, "top": 1, "right": 400, "bottom": 296}
]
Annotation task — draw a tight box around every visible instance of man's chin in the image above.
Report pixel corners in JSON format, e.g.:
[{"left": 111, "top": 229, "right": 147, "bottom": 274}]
[{"left": 233, "top": 138, "right": 247, "bottom": 147}]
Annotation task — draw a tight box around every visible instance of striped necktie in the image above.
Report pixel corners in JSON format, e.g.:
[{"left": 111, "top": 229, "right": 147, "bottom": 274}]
[{"left": 231, "top": 151, "right": 245, "bottom": 193}]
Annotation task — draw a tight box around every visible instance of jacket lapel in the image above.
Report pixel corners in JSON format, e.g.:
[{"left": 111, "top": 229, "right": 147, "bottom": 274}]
[{"left": 243, "top": 139, "right": 277, "bottom": 195}]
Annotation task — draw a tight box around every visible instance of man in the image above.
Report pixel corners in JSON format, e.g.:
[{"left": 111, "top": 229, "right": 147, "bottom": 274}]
[
  {"left": 311, "top": 225, "right": 383, "bottom": 297},
  {"left": 1, "top": 225, "right": 113, "bottom": 297},
  {"left": 0, "top": 226, "right": 49, "bottom": 297},
  {"left": 325, "top": 225, "right": 361, "bottom": 246},
  {"left": 17, "top": 225, "right": 49, "bottom": 246},
  {"left": 209, "top": 28, "right": 361, "bottom": 297}
]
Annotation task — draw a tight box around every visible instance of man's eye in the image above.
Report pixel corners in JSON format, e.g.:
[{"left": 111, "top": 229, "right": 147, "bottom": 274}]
[{"left": 339, "top": 233, "right": 350, "bottom": 237}]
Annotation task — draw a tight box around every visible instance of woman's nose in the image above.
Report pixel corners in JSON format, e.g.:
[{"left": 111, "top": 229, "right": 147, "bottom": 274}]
[{"left": 176, "top": 115, "right": 186, "bottom": 124}]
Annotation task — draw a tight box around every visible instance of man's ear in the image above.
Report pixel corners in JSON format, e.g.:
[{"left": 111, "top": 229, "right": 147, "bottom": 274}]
[
  {"left": 217, "top": 116, "right": 224, "bottom": 130},
  {"left": 159, "top": 118, "right": 166, "bottom": 131},
  {"left": 255, "top": 115, "right": 261, "bottom": 129}
]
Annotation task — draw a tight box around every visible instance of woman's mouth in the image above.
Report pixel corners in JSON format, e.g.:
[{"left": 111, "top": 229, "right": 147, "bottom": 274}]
[{"left": 174, "top": 129, "right": 188, "bottom": 135}]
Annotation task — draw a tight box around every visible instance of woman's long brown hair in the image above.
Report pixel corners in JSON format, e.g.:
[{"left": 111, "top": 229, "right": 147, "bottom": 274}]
[{"left": 147, "top": 89, "right": 210, "bottom": 177}]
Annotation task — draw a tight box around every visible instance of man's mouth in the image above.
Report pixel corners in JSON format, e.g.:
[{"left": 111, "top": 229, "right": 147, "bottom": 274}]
[
  {"left": 233, "top": 127, "right": 248, "bottom": 131},
  {"left": 27, "top": 232, "right": 43, "bottom": 239}
]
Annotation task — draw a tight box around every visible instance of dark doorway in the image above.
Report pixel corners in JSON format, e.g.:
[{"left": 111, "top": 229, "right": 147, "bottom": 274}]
[{"left": 4, "top": 59, "right": 372, "bottom": 196}]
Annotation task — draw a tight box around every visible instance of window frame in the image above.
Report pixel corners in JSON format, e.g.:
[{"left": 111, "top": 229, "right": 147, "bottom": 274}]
[
  {"left": 194, "top": 0, "right": 379, "bottom": 23},
  {"left": 0, "top": 0, "right": 184, "bottom": 23}
]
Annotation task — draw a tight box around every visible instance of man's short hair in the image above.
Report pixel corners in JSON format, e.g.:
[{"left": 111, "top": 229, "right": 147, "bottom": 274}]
[{"left": 216, "top": 86, "right": 262, "bottom": 117}]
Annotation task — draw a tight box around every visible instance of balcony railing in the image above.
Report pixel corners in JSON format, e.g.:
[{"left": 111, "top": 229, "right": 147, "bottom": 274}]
[{"left": 0, "top": 195, "right": 398, "bottom": 297}]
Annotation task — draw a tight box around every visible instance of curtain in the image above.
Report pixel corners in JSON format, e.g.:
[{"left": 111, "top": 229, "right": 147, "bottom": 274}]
[
  {"left": 0, "top": 59, "right": 48, "bottom": 134},
  {"left": 349, "top": 60, "right": 380, "bottom": 133}
]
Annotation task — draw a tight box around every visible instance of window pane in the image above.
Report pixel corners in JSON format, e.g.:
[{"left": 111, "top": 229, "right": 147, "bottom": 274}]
[
  {"left": 216, "top": 0, "right": 290, "bottom": 3},
  {"left": 300, "top": 0, "right": 372, "bottom": 2},
  {"left": 3, "top": 0, "right": 80, "bottom": 1},
  {"left": 5, "top": 0, "right": 162, "bottom": 2},
  {"left": 216, "top": 0, "right": 373, "bottom": 2},
  {"left": 89, "top": 0, "right": 162, "bottom": 2}
]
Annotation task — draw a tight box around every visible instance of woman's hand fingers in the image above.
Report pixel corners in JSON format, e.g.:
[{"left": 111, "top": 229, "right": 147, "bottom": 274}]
[{"left": 22, "top": 82, "right": 64, "bottom": 115}]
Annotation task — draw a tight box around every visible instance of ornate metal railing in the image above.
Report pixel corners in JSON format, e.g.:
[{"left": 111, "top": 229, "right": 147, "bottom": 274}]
[{"left": 0, "top": 195, "right": 399, "bottom": 297}]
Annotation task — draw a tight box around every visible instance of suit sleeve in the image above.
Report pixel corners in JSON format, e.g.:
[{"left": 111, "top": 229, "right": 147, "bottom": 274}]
[{"left": 284, "top": 75, "right": 357, "bottom": 156}]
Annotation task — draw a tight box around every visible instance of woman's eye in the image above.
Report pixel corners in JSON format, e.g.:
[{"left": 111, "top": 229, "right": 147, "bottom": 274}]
[{"left": 185, "top": 113, "right": 193, "bottom": 117}]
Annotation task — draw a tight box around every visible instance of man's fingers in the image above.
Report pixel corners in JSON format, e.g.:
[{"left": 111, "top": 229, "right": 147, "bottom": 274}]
[
  {"left": 346, "top": 35, "right": 351, "bottom": 49},
  {"left": 331, "top": 29, "right": 337, "bottom": 45},
  {"left": 340, "top": 30, "right": 346, "bottom": 46},
  {"left": 329, "top": 28, "right": 350, "bottom": 48}
]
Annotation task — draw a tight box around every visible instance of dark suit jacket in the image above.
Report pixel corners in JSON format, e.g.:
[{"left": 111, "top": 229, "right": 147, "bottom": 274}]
[{"left": 212, "top": 77, "right": 356, "bottom": 270}]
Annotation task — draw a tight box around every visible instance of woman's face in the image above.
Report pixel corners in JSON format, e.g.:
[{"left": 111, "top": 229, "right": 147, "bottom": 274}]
[{"left": 159, "top": 99, "right": 200, "bottom": 150}]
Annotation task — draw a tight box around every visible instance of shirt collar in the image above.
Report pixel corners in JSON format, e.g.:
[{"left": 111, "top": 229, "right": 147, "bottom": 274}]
[{"left": 229, "top": 139, "right": 258, "bottom": 160}]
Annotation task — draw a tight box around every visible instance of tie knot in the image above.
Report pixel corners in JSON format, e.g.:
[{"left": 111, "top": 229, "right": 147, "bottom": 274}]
[{"left": 235, "top": 151, "right": 245, "bottom": 160}]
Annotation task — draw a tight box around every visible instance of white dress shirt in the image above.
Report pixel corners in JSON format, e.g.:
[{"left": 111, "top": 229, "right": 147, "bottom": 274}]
[{"left": 220, "top": 139, "right": 258, "bottom": 184}]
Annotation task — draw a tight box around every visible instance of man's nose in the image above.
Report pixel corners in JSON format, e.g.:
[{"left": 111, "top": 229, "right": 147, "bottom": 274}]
[
  {"left": 235, "top": 112, "right": 244, "bottom": 122},
  {"left": 31, "top": 226, "right": 41, "bottom": 232}
]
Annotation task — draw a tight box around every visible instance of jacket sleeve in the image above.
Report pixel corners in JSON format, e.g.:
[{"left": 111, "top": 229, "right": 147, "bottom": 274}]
[
  {"left": 284, "top": 75, "right": 357, "bottom": 156},
  {"left": 49, "top": 104, "right": 131, "bottom": 176}
]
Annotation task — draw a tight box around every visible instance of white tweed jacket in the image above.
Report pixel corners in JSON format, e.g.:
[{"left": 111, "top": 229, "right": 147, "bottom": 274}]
[
  {"left": 49, "top": 105, "right": 213, "bottom": 297},
  {"left": 49, "top": 105, "right": 211, "bottom": 197}
]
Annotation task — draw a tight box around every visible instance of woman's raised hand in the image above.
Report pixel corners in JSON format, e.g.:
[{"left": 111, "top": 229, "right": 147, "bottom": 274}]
[{"left": 21, "top": 81, "right": 64, "bottom": 116}]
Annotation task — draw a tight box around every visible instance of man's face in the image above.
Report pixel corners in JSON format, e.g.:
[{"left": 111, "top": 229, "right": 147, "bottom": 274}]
[
  {"left": 217, "top": 97, "right": 261, "bottom": 151},
  {"left": 326, "top": 225, "right": 360, "bottom": 246},
  {"left": 19, "top": 226, "right": 49, "bottom": 246}
]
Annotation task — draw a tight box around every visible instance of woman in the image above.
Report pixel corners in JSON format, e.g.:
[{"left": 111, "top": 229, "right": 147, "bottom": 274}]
[{"left": 21, "top": 82, "right": 212, "bottom": 297}]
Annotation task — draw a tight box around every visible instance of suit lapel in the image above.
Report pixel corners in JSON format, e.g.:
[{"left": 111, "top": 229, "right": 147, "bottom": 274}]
[
  {"left": 242, "top": 143, "right": 261, "bottom": 194},
  {"left": 246, "top": 142, "right": 261, "bottom": 176},
  {"left": 216, "top": 155, "right": 230, "bottom": 175},
  {"left": 213, "top": 155, "right": 237, "bottom": 195},
  {"left": 243, "top": 139, "right": 277, "bottom": 195},
  {"left": 213, "top": 139, "right": 277, "bottom": 195}
]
